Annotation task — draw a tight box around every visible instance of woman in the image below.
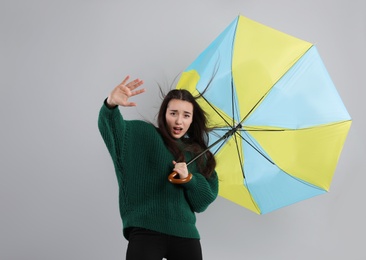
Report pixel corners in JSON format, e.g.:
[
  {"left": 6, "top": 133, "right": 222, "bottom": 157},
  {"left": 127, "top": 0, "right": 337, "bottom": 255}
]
[{"left": 98, "top": 75, "right": 218, "bottom": 260}]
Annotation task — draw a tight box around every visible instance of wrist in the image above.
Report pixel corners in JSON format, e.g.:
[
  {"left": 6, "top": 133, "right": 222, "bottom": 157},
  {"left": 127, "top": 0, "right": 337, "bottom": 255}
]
[
  {"left": 104, "top": 98, "right": 117, "bottom": 109},
  {"left": 105, "top": 97, "right": 117, "bottom": 108}
]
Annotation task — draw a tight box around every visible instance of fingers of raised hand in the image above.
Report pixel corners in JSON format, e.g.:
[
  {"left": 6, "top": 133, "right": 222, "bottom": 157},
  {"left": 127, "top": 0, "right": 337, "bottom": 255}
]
[
  {"left": 120, "top": 75, "right": 130, "bottom": 86},
  {"left": 119, "top": 78, "right": 144, "bottom": 95},
  {"left": 126, "top": 79, "right": 144, "bottom": 89},
  {"left": 129, "top": 81, "right": 145, "bottom": 97}
]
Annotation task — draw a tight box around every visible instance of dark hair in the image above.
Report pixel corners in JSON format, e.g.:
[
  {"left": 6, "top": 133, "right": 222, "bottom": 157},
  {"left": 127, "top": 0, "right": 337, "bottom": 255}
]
[{"left": 157, "top": 89, "right": 216, "bottom": 178}]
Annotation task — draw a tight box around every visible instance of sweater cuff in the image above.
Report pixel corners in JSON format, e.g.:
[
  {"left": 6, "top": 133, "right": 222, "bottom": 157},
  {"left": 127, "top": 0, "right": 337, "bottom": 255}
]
[
  {"left": 103, "top": 98, "right": 118, "bottom": 109},
  {"left": 99, "top": 98, "right": 121, "bottom": 120},
  {"left": 181, "top": 173, "right": 198, "bottom": 190}
]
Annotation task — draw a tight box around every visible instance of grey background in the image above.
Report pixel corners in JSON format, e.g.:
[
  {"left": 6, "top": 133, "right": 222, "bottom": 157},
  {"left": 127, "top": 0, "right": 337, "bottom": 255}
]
[{"left": 1, "top": 0, "right": 365, "bottom": 259}]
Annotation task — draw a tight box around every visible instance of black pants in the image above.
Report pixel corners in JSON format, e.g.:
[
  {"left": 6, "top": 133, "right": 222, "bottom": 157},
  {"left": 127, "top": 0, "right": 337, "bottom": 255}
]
[{"left": 126, "top": 228, "right": 203, "bottom": 260}]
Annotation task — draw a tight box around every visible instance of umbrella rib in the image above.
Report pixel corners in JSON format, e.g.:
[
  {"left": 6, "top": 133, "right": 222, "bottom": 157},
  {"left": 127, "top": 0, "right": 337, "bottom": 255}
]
[
  {"left": 209, "top": 127, "right": 279, "bottom": 165},
  {"left": 230, "top": 75, "right": 240, "bottom": 127},
  {"left": 237, "top": 130, "right": 275, "bottom": 164},
  {"left": 230, "top": 21, "right": 241, "bottom": 128},
  {"left": 232, "top": 131, "right": 261, "bottom": 214},
  {"left": 186, "top": 128, "right": 234, "bottom": 166},
  {"left": 233, "top": 132, "right": 246, "bottom": 179},
  {"left": 200, "top": 95, "right": 233, "bottom": 127},
  {"left": 243, "top": 128, "right": 285, "bottom": 132},
  {"left": 195, "top": 57, "right": 236, "bottom": 127},
  {"left": 211, "top": 137, "right": 228, "bottom": 156}
]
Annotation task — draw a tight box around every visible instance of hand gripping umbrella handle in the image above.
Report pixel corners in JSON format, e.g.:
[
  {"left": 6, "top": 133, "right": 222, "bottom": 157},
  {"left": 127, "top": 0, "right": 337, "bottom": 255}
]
[{"left": 168, "top": 172, "right": 193, "bottom": 184}]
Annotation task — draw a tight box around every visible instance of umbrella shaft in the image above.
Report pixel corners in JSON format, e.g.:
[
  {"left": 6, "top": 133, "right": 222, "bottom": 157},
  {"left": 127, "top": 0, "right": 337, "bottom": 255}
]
[{"left": 187, "top": 124, "right": 242, "bottom": 166}]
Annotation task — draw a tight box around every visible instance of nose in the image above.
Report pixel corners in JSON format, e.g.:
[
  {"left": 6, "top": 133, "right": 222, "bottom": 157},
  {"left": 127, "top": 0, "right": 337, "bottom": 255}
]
[{"left": 175, "top": 115, "right": 183, "bottom": 124}]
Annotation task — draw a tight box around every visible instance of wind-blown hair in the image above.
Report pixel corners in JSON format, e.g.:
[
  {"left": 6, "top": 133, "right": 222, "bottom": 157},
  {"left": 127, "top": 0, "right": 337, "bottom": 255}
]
[{"left": 157, "top": 89, "right": 216, "bottom": 178}]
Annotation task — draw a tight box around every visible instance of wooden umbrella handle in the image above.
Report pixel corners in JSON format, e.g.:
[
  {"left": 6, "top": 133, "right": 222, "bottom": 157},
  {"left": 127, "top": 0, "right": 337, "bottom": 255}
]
[{"left": 168, "top": 172, "right": 193, "bottom": 184}]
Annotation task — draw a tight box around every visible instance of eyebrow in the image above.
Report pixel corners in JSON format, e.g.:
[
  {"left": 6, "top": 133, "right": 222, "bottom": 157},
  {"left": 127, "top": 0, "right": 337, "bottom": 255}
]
[{"left": 168, "top": 109, "right": 192, "bottom": 115}]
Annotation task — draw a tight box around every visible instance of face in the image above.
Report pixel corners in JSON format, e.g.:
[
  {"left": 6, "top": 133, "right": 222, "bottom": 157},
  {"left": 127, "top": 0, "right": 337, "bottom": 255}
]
[{"left": 165, "top": 99, "right": 193, "bottom": 139}]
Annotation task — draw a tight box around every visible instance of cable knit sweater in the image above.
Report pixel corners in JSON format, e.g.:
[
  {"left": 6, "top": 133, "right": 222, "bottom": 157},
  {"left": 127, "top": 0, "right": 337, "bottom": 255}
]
[{"left": 98, "top": 101, "right": 218, "bottom": 240}]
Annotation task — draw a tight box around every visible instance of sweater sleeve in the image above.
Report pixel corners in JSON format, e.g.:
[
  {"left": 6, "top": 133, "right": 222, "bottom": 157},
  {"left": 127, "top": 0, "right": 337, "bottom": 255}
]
[
  {"left": 181, "top": 171, "right": 219, "bottom": 213},
  {"left": 97, "top": 100, "right": 126, "bottom": 168}
]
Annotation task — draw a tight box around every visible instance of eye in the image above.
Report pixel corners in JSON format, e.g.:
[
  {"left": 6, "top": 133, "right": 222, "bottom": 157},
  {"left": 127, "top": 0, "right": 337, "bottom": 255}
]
[{"left": 184, "top": 114, "right": 191, "bottom": 118}]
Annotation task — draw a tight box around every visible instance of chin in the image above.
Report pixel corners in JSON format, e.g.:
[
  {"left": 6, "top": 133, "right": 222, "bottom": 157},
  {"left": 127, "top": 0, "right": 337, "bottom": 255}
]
[{"left": 170, "top": 131, "right": 184, "bottom": 139}]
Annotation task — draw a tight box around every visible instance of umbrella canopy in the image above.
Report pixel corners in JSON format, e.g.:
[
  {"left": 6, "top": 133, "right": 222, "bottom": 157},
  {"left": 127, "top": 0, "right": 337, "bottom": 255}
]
[{"left": 175, "top": 15, "right": 352, "bottom": 214}]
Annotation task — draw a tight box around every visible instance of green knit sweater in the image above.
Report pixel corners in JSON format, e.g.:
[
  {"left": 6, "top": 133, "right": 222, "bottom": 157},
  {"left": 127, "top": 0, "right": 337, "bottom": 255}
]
[{"left": 98, "top": 101, "right": 218, "bottom": 240}]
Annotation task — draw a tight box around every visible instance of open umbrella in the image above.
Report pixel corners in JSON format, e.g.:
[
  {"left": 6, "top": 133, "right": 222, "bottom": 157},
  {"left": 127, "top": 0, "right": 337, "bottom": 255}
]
[{"left": 168, "top": 15, "right": 351, "bottom": 214}]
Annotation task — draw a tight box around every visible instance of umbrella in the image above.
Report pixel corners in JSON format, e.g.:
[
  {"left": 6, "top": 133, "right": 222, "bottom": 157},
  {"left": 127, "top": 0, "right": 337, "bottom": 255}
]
[{"left": 168, "top": 15, "right": 351, "bottom": 214}]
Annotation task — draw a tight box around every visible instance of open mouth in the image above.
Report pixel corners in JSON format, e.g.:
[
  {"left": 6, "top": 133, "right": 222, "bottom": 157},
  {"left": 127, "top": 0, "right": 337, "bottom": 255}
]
[{"left": 173, "top": 127, "right": 183, "bottom": 135}]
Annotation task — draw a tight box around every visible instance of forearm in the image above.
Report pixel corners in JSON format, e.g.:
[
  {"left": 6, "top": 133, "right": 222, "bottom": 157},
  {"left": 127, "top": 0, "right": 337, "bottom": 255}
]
[
  {"left": 183, "top": 172, "right": 219, "bottom": 213},
  {"left": 98, "top": 101, "right": 126, "bottom": 162}
]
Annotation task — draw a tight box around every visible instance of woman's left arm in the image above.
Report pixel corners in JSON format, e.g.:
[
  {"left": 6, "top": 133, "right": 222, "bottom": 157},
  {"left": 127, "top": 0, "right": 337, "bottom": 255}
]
[{"left": 182, "top": 172, "right": 219, "bottom": 213}]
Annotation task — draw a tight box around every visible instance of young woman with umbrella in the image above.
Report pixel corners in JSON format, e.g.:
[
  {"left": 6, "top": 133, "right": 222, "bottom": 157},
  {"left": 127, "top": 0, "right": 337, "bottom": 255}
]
[{"left": 98, "top": 75, "right": 218, "bottom": 260}]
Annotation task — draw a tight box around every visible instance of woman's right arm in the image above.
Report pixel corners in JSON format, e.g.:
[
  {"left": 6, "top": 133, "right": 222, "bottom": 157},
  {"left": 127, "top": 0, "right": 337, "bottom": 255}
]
[
  {"left": 98, "top": 75, "right": 145, "bottom": 161},
  {"left": 98, "top": 101, "right": 125, "bottom": 163}
]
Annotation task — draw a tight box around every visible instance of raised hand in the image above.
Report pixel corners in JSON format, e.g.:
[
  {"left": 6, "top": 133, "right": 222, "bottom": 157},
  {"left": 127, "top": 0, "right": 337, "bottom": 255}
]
[{"left": 106, "top": 75, "right": 145, "bottom": 107}]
